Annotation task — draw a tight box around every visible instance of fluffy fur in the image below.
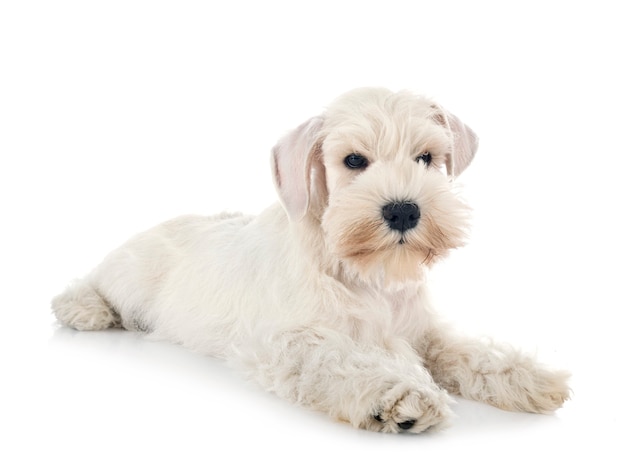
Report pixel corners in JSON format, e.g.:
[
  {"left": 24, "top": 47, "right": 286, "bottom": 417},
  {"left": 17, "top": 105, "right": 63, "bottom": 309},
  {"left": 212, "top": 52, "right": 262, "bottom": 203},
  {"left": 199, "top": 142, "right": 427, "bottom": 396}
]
[{"left": 52, "top": 88, "right": 570, "bottom": 433}]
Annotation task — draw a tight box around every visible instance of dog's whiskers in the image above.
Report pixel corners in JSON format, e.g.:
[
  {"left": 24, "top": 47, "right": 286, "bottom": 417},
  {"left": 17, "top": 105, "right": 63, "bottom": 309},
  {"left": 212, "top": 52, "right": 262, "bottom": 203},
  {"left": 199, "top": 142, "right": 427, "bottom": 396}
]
[{"left": 420, "top": 249, "right": 435, "bottom": 265}]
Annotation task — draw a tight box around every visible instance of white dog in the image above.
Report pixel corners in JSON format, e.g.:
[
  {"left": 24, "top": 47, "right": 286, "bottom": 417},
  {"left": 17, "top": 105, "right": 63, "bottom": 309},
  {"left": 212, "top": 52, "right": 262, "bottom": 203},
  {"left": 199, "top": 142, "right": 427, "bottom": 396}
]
[{"left": 52, "top": 88, "right": 570, "bottom": 433}]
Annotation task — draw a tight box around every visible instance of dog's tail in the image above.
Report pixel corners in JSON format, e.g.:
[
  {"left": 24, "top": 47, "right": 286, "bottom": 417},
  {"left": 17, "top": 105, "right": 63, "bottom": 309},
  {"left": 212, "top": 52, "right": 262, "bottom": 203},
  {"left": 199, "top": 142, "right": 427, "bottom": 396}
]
[{"left": 51, "top": 279, "right": 121, "bottom": 331}]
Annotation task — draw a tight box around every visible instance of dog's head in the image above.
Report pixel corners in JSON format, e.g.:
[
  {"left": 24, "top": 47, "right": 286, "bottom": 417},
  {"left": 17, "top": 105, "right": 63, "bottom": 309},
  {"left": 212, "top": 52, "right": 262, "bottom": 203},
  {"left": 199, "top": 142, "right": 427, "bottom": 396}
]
[{"left": 272, "top": 88, "right": 477, "bottom": 286}]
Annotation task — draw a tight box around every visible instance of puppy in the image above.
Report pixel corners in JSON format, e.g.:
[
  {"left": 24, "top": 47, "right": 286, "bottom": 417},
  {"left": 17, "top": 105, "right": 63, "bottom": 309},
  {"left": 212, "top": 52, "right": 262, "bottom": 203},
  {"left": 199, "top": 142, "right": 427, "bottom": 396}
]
[{"left": 52, "top": 88, "right": 570, "bottom": 433}]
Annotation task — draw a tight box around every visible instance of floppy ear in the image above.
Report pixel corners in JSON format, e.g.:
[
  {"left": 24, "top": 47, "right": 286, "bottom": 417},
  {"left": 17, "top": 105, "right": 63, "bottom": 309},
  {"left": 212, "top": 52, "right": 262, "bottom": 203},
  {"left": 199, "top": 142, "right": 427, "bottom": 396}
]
[
  {"left": 271, "top": 117, "right": 325, "bottom": 221},
  {"left": 432, "top": 106, "right": 479, "bottom": 178}
]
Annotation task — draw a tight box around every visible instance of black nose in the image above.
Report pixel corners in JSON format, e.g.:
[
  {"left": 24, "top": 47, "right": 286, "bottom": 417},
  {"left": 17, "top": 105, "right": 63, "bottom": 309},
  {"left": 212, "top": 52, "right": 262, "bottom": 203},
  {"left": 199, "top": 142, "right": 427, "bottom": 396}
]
[{"left": 382, "top": 201, "right": 420, "bottom": 232}]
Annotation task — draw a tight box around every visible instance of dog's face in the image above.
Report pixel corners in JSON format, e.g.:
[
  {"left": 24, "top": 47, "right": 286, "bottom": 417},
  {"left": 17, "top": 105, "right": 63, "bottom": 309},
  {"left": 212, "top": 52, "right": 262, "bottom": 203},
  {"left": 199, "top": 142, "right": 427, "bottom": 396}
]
[{"left": 272, "top": 88, "right": 477, "bottom": 286}]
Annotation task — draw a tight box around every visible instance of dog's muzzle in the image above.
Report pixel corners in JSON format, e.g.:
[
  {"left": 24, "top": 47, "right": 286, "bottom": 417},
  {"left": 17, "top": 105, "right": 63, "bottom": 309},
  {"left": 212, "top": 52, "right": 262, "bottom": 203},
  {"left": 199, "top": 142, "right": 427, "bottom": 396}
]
[{"left": 382, "top": 201, "right": 420, "bottom": 233}]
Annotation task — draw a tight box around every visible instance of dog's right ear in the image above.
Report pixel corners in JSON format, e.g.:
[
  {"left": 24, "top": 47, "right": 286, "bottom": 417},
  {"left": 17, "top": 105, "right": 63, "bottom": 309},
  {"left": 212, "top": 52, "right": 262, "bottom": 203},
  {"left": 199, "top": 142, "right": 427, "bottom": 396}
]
[{"left": 271, "top": 117, "right": 325, "bottom": 222}]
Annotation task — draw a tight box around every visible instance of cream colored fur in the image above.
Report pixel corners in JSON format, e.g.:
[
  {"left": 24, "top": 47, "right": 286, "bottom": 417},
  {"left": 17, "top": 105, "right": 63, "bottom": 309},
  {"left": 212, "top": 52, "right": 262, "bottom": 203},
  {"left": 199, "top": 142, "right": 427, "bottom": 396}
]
[{"left": 52, "top": 88, "right": 570, "bottom": 433}]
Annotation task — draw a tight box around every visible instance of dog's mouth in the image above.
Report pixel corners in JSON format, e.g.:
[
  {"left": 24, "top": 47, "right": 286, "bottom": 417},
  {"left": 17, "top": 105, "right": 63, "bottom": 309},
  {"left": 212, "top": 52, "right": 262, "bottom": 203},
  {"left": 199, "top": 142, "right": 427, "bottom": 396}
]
[
  {"left": 391, "top": 230, "right": 418, "bottom": 249},
  {"left": 336, "top": 241, "right": 436, "bottom": 285},
  {"left": 397, "top": 235, "right": 433, "bottom": 264},
  {"left": 341, "top": 233, "right": 438, "bottom": 263}
]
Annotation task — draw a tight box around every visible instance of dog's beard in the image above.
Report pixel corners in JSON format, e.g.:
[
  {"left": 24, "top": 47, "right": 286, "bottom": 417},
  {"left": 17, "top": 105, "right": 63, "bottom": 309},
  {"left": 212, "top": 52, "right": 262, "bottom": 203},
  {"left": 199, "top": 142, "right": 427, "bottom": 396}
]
[
  {"left": 321, "top": 166, "right": 470, "bottom": 287},
  {"left": 323, "top": 215, "right": 463, "bottom": 286}
]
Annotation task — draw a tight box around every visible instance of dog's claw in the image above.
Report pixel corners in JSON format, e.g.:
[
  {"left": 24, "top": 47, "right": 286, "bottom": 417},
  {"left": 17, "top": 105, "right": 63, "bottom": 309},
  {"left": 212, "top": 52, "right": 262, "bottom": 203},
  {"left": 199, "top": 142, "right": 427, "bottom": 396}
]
[
  {"left": 373, "top": 414, "right": 417, "bottom": 431},
  {"left": 397, "top": 419, "right": 416, "bottom": 430}
]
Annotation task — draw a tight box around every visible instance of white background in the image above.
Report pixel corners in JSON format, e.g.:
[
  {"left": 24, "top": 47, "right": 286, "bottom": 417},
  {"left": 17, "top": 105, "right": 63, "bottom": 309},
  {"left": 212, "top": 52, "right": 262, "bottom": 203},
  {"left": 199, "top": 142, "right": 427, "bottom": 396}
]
[{"left": 1, "top": 1, "right": 625, "bottom": 467}]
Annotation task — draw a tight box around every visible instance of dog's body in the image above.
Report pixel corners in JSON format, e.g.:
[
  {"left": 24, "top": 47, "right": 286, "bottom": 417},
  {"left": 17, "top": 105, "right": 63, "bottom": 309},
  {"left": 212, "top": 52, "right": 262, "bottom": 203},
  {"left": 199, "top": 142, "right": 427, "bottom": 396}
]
[{"left": 52, "top": 88, "right": 570, "bottom": 433}]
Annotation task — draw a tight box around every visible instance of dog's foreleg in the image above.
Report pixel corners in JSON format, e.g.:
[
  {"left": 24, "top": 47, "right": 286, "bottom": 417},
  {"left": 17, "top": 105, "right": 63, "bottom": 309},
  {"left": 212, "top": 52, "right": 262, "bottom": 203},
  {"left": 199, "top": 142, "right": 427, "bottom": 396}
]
[
  {"left": 236, "top": 327, "right": 452, "bottom": 433},
  {"left": 423, "top": 329, "right": 570, "bottom": 413}
]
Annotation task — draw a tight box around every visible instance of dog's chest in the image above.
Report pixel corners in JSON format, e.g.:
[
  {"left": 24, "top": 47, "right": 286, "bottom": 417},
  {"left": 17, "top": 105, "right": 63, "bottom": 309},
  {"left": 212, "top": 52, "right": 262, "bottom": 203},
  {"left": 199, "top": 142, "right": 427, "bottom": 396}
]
[
  {"left": 344, "top": 284, "right": 430, "bottom": 344},
  {"left": 386, "top": 289, "right": 430, "bottom": 339}
]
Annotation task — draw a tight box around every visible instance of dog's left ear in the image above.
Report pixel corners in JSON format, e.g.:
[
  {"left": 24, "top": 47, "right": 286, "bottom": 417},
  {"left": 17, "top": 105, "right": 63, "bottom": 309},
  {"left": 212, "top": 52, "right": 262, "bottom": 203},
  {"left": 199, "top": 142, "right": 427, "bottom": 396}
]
[
  {"left": 271, "top": 117, "right": 325, "bottom": 221},
  {"left": 431, "top": 106, "right": 479, "bottom": 178}
]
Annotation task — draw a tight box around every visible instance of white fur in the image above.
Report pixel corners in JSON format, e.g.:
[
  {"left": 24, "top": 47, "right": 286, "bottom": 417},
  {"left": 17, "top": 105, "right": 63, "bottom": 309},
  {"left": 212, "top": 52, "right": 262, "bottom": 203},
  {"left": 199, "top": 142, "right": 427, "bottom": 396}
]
[{"left": 52, "top": 88, "right": 570, "bottom": 433}]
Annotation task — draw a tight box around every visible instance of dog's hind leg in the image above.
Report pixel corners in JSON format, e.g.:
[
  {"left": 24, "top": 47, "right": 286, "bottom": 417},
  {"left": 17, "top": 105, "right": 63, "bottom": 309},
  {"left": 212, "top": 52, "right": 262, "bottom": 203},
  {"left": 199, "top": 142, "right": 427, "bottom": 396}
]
[
  {"left": 51, "top": 279, "right": 121, "bottom": 331},
  {"left": 235, "top": 326, "right": 452, "bottom": 433}
]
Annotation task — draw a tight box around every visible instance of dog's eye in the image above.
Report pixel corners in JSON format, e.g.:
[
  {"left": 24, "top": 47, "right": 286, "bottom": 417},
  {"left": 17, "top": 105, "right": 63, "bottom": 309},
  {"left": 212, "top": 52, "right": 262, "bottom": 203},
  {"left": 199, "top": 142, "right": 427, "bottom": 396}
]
[
  {"left": 344, "top": 153, "right": 368, "bottom": 170},
  {"left": 415, "top": 152, "right": 432, "bottom": 166}
]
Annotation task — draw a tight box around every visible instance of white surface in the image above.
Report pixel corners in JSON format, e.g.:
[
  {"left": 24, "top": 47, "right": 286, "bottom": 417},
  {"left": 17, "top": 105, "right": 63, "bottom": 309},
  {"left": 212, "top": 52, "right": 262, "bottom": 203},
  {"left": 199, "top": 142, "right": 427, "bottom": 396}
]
[{"left": 1, "top": 1, "right": 624, "bottom": 468}]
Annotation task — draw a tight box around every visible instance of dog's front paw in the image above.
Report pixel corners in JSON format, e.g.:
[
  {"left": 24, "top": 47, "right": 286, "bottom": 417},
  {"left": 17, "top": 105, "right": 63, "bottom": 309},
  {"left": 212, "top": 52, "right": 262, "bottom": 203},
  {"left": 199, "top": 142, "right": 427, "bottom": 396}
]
[
  {"left": 475, "top": 359, "right": 571, "bottom": 414},
  {"left": 519, "top": 366, "right": 571, "bottom": 413},
  {"left": 364, "top": 383, "right": 452, "bottom": 433}
]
